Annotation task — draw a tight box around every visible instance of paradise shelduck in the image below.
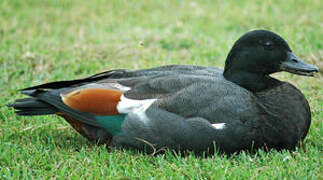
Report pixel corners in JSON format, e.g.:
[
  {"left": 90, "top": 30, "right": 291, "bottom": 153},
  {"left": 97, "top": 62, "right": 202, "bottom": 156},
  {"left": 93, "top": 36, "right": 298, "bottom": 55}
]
[{"left": 8, "top": 30, "right": 319, "bottom": 154}]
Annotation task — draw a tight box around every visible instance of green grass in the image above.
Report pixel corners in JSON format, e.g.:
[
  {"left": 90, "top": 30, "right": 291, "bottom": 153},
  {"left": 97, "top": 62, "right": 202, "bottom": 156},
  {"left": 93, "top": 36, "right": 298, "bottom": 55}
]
[{"left": 0, "top": 0, "right": 322, "bottom": 179}]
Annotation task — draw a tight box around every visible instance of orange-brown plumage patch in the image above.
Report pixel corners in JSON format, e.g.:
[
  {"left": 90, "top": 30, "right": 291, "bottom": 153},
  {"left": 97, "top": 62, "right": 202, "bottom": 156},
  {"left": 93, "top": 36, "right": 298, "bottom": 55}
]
[{"left": 61, "top": 88, "right": 122, "bottom": 115}]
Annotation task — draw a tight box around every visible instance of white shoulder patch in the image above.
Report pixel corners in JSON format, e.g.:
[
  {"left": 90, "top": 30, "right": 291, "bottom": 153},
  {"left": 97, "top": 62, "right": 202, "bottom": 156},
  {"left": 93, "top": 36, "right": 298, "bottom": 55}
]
[
  {"left": 212, "top": 123, "right": 226, "bottom": 130},
  {"left": 117, "top": 95, "right": 157, "bottom": 124}
]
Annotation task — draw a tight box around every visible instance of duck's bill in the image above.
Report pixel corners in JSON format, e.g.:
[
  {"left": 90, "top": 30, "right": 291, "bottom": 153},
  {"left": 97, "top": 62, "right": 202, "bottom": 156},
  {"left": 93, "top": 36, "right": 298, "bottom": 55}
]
[{"left": 280, "top": 52, "right": 319, "bottom": 76}]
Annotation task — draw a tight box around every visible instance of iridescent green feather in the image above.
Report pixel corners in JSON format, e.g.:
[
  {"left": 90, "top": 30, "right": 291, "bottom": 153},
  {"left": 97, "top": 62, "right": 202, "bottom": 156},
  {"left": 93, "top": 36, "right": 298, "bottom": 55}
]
[{"left": 95, "top": 115, "right": 126, "bottom": 135}]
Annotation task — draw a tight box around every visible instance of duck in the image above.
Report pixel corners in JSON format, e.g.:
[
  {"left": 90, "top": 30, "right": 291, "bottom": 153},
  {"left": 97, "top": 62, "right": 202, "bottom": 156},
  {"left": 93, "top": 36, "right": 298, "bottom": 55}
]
[{"left": 8, "top": 30, "right": 318, "bottom": 154}]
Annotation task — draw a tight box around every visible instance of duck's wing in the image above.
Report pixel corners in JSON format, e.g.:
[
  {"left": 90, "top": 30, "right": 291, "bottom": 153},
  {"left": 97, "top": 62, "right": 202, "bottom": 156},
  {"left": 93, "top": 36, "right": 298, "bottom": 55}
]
[{"left": 11, "top": 66, "right": 221, "bottom": 143}]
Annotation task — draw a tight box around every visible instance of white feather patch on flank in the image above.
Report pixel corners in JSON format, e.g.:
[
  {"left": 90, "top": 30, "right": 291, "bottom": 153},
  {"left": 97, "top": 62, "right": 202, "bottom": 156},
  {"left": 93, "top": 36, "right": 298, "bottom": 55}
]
[
  {"left": 117, "top": 95, "right": 157, "bottom": 124},
  {"left": 212, "top": 123, "right": 226, "bottom": 130}
]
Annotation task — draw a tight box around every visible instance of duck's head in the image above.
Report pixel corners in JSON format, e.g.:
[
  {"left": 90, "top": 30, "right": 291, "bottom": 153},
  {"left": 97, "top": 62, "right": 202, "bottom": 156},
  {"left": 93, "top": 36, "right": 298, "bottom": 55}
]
[{"left": 223, "top": 30, "right": 318, "bottom": 92}]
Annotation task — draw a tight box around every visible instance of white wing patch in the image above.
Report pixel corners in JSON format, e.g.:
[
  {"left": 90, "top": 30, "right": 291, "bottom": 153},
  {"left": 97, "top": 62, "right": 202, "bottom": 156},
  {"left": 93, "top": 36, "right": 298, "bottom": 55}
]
[
  {"left": 117, "top": 95, "right": 157, "bottom": 124},
  {"left": 212, "top": 123, "right": 226, "bottom": 130}
]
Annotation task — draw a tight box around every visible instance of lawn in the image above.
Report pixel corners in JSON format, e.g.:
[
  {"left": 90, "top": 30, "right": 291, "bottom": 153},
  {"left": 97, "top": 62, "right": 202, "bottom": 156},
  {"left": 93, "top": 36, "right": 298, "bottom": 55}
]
[{"left": 0, "top": 0, "right": 322, "bottom": 179}]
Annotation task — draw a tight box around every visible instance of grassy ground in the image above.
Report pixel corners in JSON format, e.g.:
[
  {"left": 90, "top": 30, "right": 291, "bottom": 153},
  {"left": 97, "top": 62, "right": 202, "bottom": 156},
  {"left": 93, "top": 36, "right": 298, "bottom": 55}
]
[{"left": 0, "top": 0, "right": 322, "bottom": 179}]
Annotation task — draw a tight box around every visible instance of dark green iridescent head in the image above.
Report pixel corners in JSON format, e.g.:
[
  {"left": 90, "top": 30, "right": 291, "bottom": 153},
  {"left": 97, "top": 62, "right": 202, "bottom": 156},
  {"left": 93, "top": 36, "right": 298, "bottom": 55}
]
[{"left": 223, "top": 30, "right": 318, "bottom": 91}]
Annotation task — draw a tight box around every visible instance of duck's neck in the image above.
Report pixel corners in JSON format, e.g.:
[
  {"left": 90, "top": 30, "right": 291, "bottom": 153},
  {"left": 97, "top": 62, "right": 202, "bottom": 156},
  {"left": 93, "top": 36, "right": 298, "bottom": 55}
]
[{"left": 223, "top": 70, "right": 281, "bottom": 92}]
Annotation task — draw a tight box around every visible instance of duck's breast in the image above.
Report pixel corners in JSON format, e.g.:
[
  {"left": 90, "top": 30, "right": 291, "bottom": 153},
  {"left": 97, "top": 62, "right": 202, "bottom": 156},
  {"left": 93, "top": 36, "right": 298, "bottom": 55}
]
[{"left": 255, "top": 82, "right": 311, "bottom": 149}]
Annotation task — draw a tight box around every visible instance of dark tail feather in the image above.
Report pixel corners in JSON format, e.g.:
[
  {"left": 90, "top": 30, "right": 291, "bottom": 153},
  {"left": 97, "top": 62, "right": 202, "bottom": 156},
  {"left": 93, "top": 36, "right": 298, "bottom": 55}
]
[{"left": 7, "top": 98, "right": 57, "bottom": 116}]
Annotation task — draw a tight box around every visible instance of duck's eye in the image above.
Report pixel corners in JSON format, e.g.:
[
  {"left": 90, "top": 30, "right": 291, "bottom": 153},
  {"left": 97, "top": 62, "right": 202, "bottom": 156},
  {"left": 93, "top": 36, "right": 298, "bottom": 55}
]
[{"left": 264, "top": 41, "right": 273, "bottom": 49}]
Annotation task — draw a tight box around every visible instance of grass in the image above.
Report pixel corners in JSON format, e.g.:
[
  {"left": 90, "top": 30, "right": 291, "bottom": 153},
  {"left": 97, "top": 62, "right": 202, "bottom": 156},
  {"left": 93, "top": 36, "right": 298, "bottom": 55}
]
[{"left": 0, "top": 0, "right": 322, "bottom": 179}]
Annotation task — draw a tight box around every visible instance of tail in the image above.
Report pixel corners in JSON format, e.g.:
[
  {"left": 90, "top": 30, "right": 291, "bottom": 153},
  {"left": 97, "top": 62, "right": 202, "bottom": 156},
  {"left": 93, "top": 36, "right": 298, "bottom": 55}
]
[
  {"left": 7, "top": 98, "right": 57, "bottom": 116},
  {"left": 8, "top": 85, "right": 114, "bottom": 145}
]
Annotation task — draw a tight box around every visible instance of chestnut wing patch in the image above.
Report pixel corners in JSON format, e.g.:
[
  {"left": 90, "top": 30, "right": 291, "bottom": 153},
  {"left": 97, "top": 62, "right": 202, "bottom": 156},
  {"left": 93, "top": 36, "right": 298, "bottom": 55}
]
[
  {"left": 60, "top": 87, "right": 158, "bottom": 136},
  {"left": 61, "top": 88, "right": 122, "bottom": 115}
]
